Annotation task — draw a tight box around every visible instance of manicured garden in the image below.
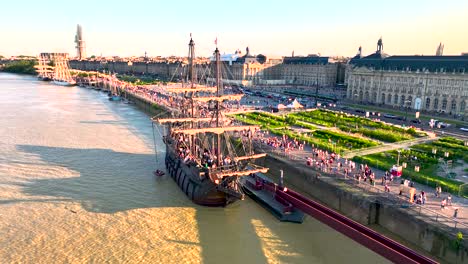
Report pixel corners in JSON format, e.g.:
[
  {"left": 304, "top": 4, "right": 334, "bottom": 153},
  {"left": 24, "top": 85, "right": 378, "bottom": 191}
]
[
  {"left": 233, "top": 111, "right": 379, "bottom": 153},
  {"left": 233, "top": 108, "right": 427, "bottom": 152},
  {"left": 289, "top": 109, "right": 425, "bottom": 143},
  {"left": 352, "top": 137, "right": 468, "bottom": 196}
]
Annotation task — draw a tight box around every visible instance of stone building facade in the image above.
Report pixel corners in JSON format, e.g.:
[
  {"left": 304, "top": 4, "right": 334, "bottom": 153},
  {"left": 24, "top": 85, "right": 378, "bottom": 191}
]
[
  {"left": 279, "top": 56, "right": 339, "bottom": 87},
  {"left": 217, "top": 50, "right": 341, "bottom": 88},
  {"left": 346, "top": 39, "right": 468, "bottom": 117}
]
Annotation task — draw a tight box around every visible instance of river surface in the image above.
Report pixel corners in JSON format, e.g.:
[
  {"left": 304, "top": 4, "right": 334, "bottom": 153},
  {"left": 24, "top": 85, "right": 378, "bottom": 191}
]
[{"left": 0, "top": 73, "right": 389, "bottom": 263}]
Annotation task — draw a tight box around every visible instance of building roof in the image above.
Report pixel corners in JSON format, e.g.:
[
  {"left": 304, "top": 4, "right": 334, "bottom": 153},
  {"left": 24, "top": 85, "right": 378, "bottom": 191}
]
[
  {"left": 283, "top": 56, "right": 330, "bottom": 65},
  {"left": 349, "top": 55, "right": 468, "bottom": 73}
]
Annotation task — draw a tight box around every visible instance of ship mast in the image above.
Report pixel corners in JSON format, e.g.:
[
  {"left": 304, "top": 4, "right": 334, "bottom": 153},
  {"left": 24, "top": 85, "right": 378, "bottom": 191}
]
[
  {"left": 188, "top": 34, "right": 196, "bottom": 89},
  {"left": 215, "top": 47, "right": 222, "bottom": 166},
  {"left": 188, "top": 35, "right": 196, "bottom": 155},
  {"left": 188, "top": 35, "right": 196, "bottom": 118}
]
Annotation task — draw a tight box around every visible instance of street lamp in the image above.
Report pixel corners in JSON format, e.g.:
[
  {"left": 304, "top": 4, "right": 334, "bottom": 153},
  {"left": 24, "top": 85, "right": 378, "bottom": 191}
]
[
  {"left": 404, "top": 100, "right": 411, "bottom": 122},
  {"left": 315, "top": 53, "right": 321, "bottom": 107},
  {"left": 397, "top": 150, "right": 401, "bottom": 166}
]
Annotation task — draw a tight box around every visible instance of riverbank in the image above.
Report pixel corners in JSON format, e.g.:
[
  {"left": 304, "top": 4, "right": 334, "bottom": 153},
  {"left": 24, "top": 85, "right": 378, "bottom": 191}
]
[{"left": 0, "top": 60, "right": 37, "bottom": 75}]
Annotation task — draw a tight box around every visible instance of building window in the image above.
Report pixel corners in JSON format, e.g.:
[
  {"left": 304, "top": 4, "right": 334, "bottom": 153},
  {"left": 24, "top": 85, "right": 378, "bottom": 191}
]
[
  {"left": 451, "top": 101, "right": 457, "bottom": 111},
  {"left": 434, "top": 98, "right": 439, "bottom": 109},
  {"left": 381, "top": 93, "right": 386, "bottom": 104},
  {"left": 442, "top": 98, "right": 447, "bottom": 110},
  {"left": 388, "top": 94, "right": 392, "bottom": 104},
  {"left": 461, "top": 101, "right": 466, "bottom": 112},
  {"left": 425, "top": 98, "right": 431, "bottom": 109},
  {"left": 394, "top": 94, "right": 398, "bottom": 104},
  {"left": 400, "top": 95, "right": 405, "bottom": 106}
]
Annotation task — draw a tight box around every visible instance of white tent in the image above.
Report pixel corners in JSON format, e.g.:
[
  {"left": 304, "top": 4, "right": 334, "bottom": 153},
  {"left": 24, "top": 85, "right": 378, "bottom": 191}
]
[
  {"left": 286, "top": 99, "right": 304, "bottom": 109},
  {"left": 276, "top": 103, "right": 287, "bottom": 109}
]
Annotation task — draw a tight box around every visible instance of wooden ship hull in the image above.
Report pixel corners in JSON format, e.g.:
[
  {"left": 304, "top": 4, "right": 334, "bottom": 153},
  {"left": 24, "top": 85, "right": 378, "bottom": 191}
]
[
  {"left": 165, "top": 144, "right": 233, "bottom": 206},
  {"left": 53, "top": 80, "right": 77, "bottom": 86}
]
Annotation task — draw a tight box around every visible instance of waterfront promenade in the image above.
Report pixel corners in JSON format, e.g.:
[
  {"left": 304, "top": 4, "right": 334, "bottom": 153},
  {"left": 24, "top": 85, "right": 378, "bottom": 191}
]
[{"left": 264, "top": 143, "right": 468, "bottom": 234}]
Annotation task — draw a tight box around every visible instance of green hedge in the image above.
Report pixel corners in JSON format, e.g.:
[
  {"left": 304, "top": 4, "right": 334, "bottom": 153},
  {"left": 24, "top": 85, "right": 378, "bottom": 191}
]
[{"left": 289, "top": 109, "right": 420, "bottom": 143}]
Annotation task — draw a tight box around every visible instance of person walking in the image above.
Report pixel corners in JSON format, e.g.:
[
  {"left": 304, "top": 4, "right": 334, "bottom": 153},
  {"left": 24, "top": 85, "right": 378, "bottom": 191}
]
[
  {"left": 441, "top": 199, "right": 446, "bottom": 210},
  {"left": 454, "top": 208, "right": 459, "bottom": 219},
  {"left": 447, "top": 194, "right": 452, "bottom": 206}
]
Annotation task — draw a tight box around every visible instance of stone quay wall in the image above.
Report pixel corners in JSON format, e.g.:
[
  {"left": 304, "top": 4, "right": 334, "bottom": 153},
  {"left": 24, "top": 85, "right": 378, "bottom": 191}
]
[{"left": 260, "top": 153, "right": 467, "bottom": 264}]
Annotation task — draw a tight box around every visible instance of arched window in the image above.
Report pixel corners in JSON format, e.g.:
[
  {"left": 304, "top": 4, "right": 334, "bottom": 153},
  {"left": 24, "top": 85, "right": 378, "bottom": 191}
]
[
  {"left": 442, "top": 98, "right": 448, "bottom": 110},
  {"left": 364, "top": 91, "right": 370, "bottom": 102},
  {"left": 425, "top": 98, "right": 431, "bottom": 110},
  {"left": 372, "top": 92, "right": 377, "bottom": 102},
  {"left": 461, "top": 100, "right": 466, "bottom": 112},
  {"left": 388, "top": 94, "right": 392, "bottom": 104},
  {"left": 393, "top": 94, "right": 398, "bottom": 104},
  {"left": 400, "top": 95, "right": 406, "bottom": 106},
  {"left": 434, "top": 98, "right": 439, "bottom": 109},
  {"left": 381, "top": 93, "right": 386, "bottom": 104}
]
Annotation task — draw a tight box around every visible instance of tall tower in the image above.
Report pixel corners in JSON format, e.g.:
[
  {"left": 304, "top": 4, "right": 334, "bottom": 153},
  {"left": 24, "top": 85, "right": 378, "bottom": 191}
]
[
  {"left": 436, "top": 42, "right": 444, "bottom": 56},
  {"left": 75, "top": 24, "right": 86, "bottom": 60}
]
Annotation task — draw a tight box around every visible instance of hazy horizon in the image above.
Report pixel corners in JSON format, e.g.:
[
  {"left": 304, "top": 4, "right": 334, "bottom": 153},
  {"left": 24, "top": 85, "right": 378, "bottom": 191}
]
[{"left": 1, "top": 0, "right": 467, "bottom": 58}]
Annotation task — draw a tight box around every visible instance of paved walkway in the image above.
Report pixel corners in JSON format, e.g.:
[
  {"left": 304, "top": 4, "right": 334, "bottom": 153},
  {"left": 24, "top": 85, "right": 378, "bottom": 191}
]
[
  {"left": 257, "top": 141, "right": 468, "bottom": 234},
  {"left": 342, "top": 132, "right": 438, "bottom": 159}
]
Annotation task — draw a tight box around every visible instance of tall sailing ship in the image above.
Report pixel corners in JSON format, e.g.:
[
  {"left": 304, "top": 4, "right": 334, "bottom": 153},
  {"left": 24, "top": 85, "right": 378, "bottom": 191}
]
[
  {"left": 52, "top": 57, "right": 76, "bottom": 86},
  {"left": 153, "top": 37, "right": 268, "bottom": 206}
]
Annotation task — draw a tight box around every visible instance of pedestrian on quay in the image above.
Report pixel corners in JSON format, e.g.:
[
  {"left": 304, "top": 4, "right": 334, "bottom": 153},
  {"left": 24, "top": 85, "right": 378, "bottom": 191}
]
[
  {"left": 454, "top": 208, "right": 459, "bottom": 219},
  {"left": 447, "top": 194, "right": 452, "bottom": 206},
  {"left": 441, "top": 198, "right": 446, "bottom": 210}
]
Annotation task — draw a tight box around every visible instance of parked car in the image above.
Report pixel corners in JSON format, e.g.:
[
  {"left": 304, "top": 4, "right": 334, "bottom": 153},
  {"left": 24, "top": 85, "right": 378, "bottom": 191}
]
[
  {"left": 355, "top": 109, "right": 365, "bottom": 113},
  {"left": 410, "top": 119, "right": 422, "bottom": 124},
  {"left": 383, "top": 114, "right": 397, "bottom": 119},
  {"left": 460, "top": 127, "right": 468, "bottom": 132},
  {"left": 438, "top": 122, "right": 451, "bottom": 128}
]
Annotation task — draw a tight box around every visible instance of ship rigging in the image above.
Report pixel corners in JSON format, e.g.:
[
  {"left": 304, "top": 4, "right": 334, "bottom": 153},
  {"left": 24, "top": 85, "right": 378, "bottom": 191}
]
[{"left": 152, "top": 36, "right": 268, "bottom": 206}]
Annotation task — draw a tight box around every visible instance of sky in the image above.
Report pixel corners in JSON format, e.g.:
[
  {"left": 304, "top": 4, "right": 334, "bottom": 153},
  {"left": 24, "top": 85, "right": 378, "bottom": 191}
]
[{"left": 1, "top": 0, "right": 467, "bottom": 58}]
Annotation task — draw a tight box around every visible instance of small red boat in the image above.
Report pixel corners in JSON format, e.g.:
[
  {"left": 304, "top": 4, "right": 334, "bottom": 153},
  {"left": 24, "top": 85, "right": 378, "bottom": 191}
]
[{"left": 154, "top": 170, "right": 165, "bottom": 177}]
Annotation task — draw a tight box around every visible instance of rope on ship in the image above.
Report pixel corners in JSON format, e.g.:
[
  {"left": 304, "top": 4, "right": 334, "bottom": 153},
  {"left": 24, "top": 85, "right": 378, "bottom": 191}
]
[{"left": 152, "top": 122, "right": 159, "bottom": 165}]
